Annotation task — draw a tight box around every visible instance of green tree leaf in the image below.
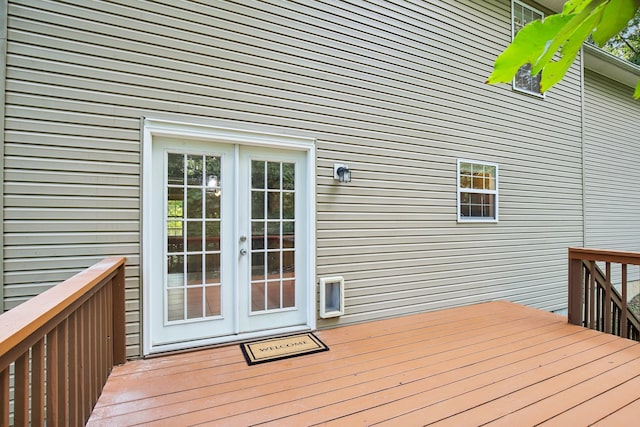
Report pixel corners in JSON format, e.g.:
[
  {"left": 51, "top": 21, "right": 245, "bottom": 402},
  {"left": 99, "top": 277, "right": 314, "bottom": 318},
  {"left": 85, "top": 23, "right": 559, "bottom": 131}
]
[
  {"left": 488, "top": 0, "right": 640, "bottom": 99},
  {"left": 531, "top": 2, "right": 605, "bottom": 75},
  {"left": 592, "top": 0, "right": 640, "bottom": 45},
  {"left": 635, "top": 80, "right": 640, "bottom": 98},
  {"left": 540, "top": 8, "right": 602, "bottom": 90},
  {"left": 563, "top": 0, "right": 598, "bottom": 14},
  {"left": 486, "top": 14, "right": 572, "bottom": 84}
]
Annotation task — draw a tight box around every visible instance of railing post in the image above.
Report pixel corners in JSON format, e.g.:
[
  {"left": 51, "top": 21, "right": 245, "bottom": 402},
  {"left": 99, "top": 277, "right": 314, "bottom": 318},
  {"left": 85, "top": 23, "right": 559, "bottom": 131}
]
[
  {"left": 113, "top": 263, "right": 126, "bottom": 365},
  {"left": 568, "top": 249, "right": 583, "bottom": 325}
]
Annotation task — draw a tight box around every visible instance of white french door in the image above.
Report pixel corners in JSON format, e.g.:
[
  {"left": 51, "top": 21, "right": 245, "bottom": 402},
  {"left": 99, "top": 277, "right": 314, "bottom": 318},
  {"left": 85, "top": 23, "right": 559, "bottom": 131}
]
[{"left": 144, "top": 125, "right": 314, "bottom": 354}]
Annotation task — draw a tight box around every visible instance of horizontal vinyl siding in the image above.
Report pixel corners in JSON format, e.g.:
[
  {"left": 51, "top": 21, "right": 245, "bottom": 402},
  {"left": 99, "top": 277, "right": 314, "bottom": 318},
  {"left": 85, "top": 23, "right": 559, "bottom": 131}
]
[
  {"left": 583, "top": 70, "right": 640, "bottom": 256},
  {"left": 4, "top": 0, "right": 583, "bottom": 356}
]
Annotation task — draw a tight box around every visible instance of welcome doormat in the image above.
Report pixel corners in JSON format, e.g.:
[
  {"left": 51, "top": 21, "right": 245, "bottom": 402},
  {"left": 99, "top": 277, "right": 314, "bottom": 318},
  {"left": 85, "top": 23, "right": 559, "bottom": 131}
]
[{"left": 240, "top": 333, "right": 329, "bottom": 365}]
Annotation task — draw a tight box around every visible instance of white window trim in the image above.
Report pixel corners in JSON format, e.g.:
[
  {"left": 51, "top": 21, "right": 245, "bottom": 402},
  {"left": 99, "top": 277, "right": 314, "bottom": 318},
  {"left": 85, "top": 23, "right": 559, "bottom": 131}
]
[
  {"left": 457, "top": 159, "right": 499, "bottom": 223},
  {"left": 511, "top": 0, "right": 545, "bottom": 98}
]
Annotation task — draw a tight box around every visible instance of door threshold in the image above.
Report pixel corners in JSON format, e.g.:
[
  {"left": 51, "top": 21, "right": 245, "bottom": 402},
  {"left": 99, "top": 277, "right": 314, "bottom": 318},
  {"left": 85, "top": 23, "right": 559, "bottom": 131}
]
[{"left": 145, "top": 325, "right": 313, "bottom": 358}]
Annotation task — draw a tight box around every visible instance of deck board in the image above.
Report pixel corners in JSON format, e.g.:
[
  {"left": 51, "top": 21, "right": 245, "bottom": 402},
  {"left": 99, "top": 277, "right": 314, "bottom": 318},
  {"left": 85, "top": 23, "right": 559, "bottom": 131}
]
[{"left": 87, "top": 301, "right": 640, "bottom": 426}]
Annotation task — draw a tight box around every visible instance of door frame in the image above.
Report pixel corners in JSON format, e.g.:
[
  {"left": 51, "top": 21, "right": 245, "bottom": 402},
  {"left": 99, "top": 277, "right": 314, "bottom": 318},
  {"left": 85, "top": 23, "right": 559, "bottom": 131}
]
[{"left": 141, "top": 118, "right": 316, "bottom": 355}]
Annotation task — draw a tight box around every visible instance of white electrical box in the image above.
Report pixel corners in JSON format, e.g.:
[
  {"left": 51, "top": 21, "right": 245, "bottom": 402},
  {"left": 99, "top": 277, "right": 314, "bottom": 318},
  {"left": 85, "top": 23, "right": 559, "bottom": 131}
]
[{"left": 319, "top": 276, "right": 345, "bottom": 318}]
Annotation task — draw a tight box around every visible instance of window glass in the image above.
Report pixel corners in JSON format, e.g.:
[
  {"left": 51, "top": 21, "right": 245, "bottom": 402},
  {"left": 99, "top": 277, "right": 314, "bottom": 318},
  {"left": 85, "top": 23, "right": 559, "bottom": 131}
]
[
  {"left": 457, "top": 160, "right": 499, "bottom": 222},
  {"left": 513, "top": 1, "right": 544, "bottom": 95}
]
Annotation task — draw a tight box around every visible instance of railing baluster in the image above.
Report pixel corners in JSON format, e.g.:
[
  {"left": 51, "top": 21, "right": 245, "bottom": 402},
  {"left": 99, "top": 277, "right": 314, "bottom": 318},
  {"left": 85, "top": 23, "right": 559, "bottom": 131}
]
[
  {"left": 621, "top": 264, "right": 628, "bottom": 338},
  {"left": 588, "top": 261, "right": 596, "bottom": 329},
  {"left": 107, "top": 281, "right": 114, "bottom": 370},
  {"left": 47, "top": 326, "right": 63, "bottom": 426},
  {"left": 68, "top": 310, "right": 79, "bottom": 427},
  {"left": 31, "top": 338, "right": 45, "bottom": 425},
  {"left": 90, "top": 293, "right": 98, "bottom": 408},
  {"left": 97, "top": 286, "right": 105, "bottom": 390},
  {"left": 14, "top": 352, "right": 29, "bottom": 426},
  {"left": 0, "top": 367, "right": 8, "bottom": 426},
  {"left": 604, "top": 262, "right": 612, "bottom": 333},
  {"left": 81, "top": 298, "right": 90, "bottom": 422}
]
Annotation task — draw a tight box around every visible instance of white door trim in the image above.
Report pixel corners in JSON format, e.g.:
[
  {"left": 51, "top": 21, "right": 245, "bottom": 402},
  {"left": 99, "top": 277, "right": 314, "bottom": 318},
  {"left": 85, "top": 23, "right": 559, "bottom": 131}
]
[{"left": 141, "top": 118, "right": 316, "bottom": 355}]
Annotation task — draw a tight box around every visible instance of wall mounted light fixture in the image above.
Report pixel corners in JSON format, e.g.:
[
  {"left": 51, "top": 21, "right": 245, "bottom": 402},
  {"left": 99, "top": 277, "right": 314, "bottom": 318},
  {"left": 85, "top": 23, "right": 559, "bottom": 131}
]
[{"left": 333, "top": 163, "right": 351, "bottom": 183}]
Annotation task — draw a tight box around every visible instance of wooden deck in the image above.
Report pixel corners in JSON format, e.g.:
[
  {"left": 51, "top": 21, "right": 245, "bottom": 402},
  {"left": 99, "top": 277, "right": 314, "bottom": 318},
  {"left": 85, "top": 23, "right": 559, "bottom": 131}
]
[{"left": 87, "top": 301, "right": 640, "bottom": 426}]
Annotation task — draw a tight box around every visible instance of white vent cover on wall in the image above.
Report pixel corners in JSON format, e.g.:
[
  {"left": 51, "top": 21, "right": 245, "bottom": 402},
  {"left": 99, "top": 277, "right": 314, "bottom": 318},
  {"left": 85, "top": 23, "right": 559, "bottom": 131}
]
[{"left": 319, "top": 276, "right": 345, "bottom": 318}]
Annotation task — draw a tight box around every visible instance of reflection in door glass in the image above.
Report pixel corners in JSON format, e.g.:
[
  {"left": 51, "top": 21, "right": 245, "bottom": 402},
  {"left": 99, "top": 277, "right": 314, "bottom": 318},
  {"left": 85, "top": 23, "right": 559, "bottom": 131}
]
[
  {"left": 166, "top": 152, "right": 222, "bottom": 322},
  {"left": 250, "top": 160, "right": 296, "bottom": 312}
]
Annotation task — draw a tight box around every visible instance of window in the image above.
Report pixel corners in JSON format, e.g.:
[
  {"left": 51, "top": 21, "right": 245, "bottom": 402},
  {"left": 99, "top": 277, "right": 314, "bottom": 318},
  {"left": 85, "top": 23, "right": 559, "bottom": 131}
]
[
  {"left": 457, "top": 160, "right": 498, "bottom": 222},
  {"left": 512, "top": 0, "right": 544, "bottom": 95}
]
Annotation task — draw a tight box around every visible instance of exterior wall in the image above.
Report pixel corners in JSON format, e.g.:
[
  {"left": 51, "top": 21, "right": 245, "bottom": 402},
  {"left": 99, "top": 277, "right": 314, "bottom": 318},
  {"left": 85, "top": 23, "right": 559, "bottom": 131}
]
[
  {"left": 2, "top": 0, "right": 584, "bottom": 357},
  {"left": 583, "top": 70, "right": 640, "bottom": 252},
  {"left": 583, "top": 69, "right": 640, "bottom": 290}
]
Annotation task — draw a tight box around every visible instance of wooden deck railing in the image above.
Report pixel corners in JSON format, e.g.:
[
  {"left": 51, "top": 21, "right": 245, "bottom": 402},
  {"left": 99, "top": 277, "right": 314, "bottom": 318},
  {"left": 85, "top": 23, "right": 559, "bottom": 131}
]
[
  {"left": 0, "top": 257, "right": 126, "bottom": 426},
  {"left": 568, "top": 247, "right": 640, "bottom": 341}
]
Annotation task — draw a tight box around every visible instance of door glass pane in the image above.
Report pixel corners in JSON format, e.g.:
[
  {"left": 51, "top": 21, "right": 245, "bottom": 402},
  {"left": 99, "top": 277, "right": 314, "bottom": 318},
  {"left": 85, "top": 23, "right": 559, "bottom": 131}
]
[
  {"left": 205, "top": 190, "right": 221, "bottom": 218},
  {"left": 252, "top": 161, "right": 265, "bottom": 189},
  {"left": 205, "top": 222, "right": 220, "bottom": 251},
  {"left": 283, "top": 251, "right": 295, "bottom": 276},
  {"left": 267, "top": 222, "right": 280, "bottom": 249},
  {"left": 187, "top": 188, "right": 203, "bottom": 218},
  {"left": 166, "top": 152, "right": 222, "bottom": 322},
  {"left": 205, "top": 253, "right": 221, "bottom": 282},
  {"left": 251, "top": 252, "right": 265, "bottom": 280},
  {"left": 267, "top": 192, "right": 280, "bottom": 219},
  {"left": 250, "top": 159, "right": 297, "bottom": 313},
  {"left": 187, "top": 221, "right": 202, "bottom": 252},
  {"left": 283, "top": 221, "right": 294, "bottom": 249},
  {"left": 252, "top": 282, "right": 266, "bottom": 312},
  {"left": 283, "top": 280, "right": 295, "bottom": 308},
  {"left": 187, "top": 287, "right": 203, "bottom": 319},
  {"left": 267, "top": 162, "right": 280, "bottom": 189},
  {"left": 167, "top": 153, "right": 184, "bottom": 185},
  {"left": 252, "top": 222, "right": 265, "bottom": 250},
  {"left": 167, "top": 255, "right": 184, "bottom": 288},
  {"left": 187, "top": 254, "right": 202, "bottom": 285},
  {"left": 282, "top": 163, "right": 295, "bottom": 190},
  {"left": 167, "top": 187, "right": 184, "bottom": 253},
  {"left": 186, "top": 155, "right": 203, "bottom": 185},
  {"left": 167, "top": 289, "right": 184, "bottom": 321},
  {"left": 267, "top": 252, "right": 280, "bottom": 276},
  {"left": 252, "top": 191, "right": 265, "bottom": 219},
  {"left": 283, "top": 192, "right": 294, "bottom": 219},
  {"left": 267, "top": 281, "right": 280, "bottom": 310},
  {"left": 205, "top": 285, "right": 221, "bottom": 316}
]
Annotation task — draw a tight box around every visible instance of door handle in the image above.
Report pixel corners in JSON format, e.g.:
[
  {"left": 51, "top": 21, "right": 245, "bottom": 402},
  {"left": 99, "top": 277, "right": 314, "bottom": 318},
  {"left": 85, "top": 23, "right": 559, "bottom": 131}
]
[{"left": 240, "top": 248, "right": 248, "bottom": 256}]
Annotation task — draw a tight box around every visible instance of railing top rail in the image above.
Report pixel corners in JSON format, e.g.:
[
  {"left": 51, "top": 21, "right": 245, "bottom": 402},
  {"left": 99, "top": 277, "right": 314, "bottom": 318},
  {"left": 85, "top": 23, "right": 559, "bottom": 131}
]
[
  {"left": 0, "top": 257, "right": 126, "bottom": 358},
  {"left": 569, "top": 247, "right": 640, "bottom": 265}
]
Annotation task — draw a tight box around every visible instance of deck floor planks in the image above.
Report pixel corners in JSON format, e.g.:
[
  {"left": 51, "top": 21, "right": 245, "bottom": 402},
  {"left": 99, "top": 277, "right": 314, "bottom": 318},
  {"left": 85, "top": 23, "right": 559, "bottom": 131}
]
[
  {"left": 484, "top": 347, "right": 640, "bottom": 426},
  {"left": 91, "top": 303, "right": 536, "bottom": 417},
  {"left": 92, "top": 306, "right": 552, "bottom": 423},
  {"left": 427, "top": 334, "right": 636, "bottom": 426},
  {"left": 166, "top": 322, "right": 574, "bottom": 426},
  {"left": 273, "top": 328, "right": 611, "bottom": 426},
  {"left": 87, "top": 301, "right": 640, "bottom": 426},
  {"left": 91, "top": 305, "right": 525, "bottom": 418},
  {"left": 591, "top": 396, "right": 640, "bottom": 425}
]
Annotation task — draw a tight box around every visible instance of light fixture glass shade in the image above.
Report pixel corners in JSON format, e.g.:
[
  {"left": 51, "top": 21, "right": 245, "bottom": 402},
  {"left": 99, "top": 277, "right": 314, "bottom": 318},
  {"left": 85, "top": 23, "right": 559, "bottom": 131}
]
[{"left": 336, "top": 166, "right": 351, "bottom": 183}]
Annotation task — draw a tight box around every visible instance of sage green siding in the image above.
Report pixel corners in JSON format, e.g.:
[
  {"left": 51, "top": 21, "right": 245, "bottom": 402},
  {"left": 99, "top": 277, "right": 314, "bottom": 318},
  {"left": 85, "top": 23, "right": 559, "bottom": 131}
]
[
  {"left": 584, "top": 70, "right": 640, "bottom": 252},
  {"left": 2, "top": 0, "right": 583, "bottom": 357}
]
